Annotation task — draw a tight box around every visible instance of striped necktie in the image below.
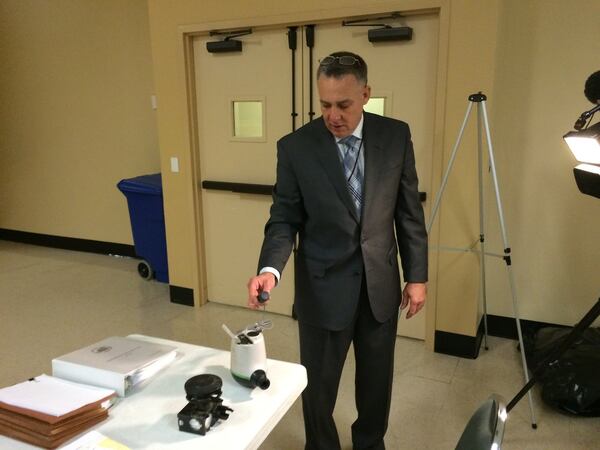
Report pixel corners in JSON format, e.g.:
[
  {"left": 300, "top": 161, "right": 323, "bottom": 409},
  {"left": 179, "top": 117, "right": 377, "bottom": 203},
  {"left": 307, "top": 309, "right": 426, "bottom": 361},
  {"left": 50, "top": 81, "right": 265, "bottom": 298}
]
[{"left": 339, "top": 135, "right": 363, "bottom": 215}]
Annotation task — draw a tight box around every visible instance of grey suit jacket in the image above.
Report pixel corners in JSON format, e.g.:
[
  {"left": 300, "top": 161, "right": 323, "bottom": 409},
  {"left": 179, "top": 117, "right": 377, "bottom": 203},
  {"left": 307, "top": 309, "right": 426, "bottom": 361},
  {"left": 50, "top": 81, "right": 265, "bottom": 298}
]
[{"left": 258, "top": 112, "right": 427, "bottom": 330}]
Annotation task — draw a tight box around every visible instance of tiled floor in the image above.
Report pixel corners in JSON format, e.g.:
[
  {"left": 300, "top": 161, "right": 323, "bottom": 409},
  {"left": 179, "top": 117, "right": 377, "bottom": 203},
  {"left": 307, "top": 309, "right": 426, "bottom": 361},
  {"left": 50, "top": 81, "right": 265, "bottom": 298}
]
[{"left": 0, "top": 240, "right": 597, "bottom": 449}]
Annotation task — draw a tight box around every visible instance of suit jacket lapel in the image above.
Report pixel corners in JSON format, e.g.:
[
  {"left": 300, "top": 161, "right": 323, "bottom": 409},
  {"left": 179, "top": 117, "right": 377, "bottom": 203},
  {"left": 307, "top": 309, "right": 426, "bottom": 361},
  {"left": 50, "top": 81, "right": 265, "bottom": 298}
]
[
  {"left": 362, "top": 113, "right": 386, "bottom": 222},
  {"left": 312, "top": 119, "right": 360, "bottom": 223}
]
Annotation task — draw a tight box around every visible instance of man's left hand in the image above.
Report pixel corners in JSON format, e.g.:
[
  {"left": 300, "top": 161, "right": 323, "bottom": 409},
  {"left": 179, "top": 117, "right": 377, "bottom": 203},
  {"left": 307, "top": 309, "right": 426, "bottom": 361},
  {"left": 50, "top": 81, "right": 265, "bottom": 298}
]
[{"left": 401, "top": 282, "right": 427, "bottom": 319}]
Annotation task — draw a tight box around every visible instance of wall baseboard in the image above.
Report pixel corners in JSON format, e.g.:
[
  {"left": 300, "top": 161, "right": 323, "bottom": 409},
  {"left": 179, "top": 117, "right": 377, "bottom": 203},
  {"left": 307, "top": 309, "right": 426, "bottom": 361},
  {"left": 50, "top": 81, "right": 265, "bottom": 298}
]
[
  {"left": 0, "top": 228, "right": 136, "bottom": 257},
  {"left": 434, "top": 328, "right": 484, "bottom": 359},
  {"left": 434, "top": 314, "right": 565, "bottom": 359},
  {"left": 169, "top": 285, "right": 194, "bottom": 306},
  {"left": 485, "top": 314, "right": 568, "bottom": 340}
]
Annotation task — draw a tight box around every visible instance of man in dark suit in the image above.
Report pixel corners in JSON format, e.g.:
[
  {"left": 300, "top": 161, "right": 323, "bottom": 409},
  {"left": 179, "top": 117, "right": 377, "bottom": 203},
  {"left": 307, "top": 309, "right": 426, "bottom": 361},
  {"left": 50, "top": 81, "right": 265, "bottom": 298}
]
[{"left": 247, "top": 51, "right": 428, "bottom": 450}]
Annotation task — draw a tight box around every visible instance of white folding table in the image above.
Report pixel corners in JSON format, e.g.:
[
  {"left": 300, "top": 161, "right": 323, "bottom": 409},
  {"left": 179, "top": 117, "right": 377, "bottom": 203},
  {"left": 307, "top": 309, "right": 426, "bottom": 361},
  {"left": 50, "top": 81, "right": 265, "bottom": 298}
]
[{"left": 0, "top": 334, "right": 307, "bottom": 450}]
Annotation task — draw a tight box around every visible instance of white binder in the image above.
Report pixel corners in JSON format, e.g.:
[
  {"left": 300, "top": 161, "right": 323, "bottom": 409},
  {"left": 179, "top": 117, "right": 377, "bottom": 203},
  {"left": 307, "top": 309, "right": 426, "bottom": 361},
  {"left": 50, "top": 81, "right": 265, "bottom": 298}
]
[{"left": 52, "top": 336, "right": 177, "bottom": 397}]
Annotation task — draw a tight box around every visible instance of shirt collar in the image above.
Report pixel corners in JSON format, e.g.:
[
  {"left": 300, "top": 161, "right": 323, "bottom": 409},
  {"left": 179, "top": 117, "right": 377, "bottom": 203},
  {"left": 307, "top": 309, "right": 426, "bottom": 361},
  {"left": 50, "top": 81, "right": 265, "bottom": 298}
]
[{"left": 335, "top": 114, "right": 364, "bottom": 143}]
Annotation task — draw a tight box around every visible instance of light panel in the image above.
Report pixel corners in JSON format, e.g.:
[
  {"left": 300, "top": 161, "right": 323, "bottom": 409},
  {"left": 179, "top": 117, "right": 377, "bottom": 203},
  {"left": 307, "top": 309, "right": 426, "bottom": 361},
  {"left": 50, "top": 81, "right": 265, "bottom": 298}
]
[{"left": 564, "top": 122, "right": 600, "bottom": 164}]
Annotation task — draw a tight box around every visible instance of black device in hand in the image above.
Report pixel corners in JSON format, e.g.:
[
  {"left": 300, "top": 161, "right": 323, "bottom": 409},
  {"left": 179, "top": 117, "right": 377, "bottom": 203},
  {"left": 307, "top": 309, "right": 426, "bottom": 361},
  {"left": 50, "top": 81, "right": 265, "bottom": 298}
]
[
  {"left": 177, "top": 374, "right": 233, "bottom": 436},
  {"left": 257, "top": 291, "right": 270, "bottom": 303}
]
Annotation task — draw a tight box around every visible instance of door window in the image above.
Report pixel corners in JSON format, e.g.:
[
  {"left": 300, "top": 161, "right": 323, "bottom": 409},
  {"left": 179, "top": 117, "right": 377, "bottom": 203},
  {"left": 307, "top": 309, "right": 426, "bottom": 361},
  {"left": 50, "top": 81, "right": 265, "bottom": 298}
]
[
  {"left": 364, "top": 97, "right": 386, "bottom": 116},
  {"left": 232, "top": 99, "right": 265, "bottom": 140}
]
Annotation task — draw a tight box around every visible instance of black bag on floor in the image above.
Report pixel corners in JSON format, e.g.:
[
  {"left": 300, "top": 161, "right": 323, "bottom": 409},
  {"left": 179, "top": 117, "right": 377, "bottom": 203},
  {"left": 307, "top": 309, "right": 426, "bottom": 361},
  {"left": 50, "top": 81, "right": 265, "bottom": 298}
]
[{"left": 525, "top": 326, "right": 600, "bottom": 416}]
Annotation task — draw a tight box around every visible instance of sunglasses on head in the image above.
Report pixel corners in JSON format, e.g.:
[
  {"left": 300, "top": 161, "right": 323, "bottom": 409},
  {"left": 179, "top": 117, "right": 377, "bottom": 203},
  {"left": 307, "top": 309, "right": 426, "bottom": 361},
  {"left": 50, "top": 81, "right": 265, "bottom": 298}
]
[{"left": 319, "top": 55, "right": 360, "bottom": 66}]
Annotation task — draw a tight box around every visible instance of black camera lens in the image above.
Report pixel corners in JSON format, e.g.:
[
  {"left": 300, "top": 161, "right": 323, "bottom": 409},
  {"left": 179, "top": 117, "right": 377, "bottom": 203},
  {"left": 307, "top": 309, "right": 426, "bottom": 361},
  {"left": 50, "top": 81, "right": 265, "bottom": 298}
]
[
  {"left": 250, "top": 369, "right": 270, "bottom": 390},
  {"left": 185, "top": 374, "right": 222, "bottom": 400}
]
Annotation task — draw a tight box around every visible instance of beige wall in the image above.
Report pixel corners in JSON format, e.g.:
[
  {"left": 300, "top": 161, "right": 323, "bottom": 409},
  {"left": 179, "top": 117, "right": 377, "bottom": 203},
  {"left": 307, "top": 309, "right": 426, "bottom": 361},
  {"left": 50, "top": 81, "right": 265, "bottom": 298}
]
[
  {"left": 426, "top": 0, "right": 600, "bottom": 333},
  {"left": 431, "top": 0, "right": 500, "bottom": 337},
  {"left": 0, "top": 0, "right": 159, "bottom": 243},
  {"left": 486, "top": 0, "right": 600, "bottom": 326}
]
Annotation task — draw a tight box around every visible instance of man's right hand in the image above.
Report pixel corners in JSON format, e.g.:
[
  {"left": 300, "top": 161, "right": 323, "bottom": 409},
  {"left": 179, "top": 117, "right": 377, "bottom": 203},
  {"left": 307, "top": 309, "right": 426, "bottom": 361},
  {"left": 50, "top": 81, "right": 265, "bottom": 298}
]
[{"left": 247, "top": 272, "right": 276, "bottom": 309}]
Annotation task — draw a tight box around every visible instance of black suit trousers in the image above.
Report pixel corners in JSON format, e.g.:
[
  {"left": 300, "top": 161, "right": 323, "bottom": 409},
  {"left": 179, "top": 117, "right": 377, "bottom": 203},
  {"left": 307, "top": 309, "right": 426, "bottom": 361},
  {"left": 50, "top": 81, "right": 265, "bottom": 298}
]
[{"left": 298, "top": 276, "right": 399, "bottom": 450}]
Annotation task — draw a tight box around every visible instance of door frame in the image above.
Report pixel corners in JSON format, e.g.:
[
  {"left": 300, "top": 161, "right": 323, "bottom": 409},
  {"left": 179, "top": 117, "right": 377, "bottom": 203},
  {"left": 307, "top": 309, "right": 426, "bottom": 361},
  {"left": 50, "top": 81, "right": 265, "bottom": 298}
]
[{"left": 179, "top": 1, "right": 450, "bottom": 349}]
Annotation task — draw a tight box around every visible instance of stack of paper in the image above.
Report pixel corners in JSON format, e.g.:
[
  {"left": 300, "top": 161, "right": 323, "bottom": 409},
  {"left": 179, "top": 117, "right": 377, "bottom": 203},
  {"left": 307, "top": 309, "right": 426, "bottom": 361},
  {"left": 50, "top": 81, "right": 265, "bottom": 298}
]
[
  {"left": 0, "top": 375, "right": 115, "bottom": 449},
  {"left": 52, "top": 336, "right": 177, "bottom": 396}
]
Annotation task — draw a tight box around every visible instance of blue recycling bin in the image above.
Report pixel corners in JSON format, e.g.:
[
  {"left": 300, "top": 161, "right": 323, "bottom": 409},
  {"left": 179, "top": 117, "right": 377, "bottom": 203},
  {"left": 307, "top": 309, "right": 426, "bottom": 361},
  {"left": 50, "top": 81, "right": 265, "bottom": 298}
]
[{"left": 117, "top": 174, "right": 169, "bottom": 283}]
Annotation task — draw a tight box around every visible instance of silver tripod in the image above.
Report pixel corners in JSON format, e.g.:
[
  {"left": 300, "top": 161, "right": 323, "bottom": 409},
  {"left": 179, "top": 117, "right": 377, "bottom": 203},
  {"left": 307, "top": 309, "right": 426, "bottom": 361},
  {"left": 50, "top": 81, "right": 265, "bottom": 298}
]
[{"left": 427, "top": 92, "right": 537, "bottom": 428}]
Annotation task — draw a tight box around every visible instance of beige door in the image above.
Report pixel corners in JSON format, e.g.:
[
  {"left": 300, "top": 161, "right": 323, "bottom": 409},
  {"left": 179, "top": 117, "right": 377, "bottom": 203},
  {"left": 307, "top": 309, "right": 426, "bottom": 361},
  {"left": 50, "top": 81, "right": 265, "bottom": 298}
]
[
  {"left": 195, "top": 13, "right": 439, "bottom": 339},
  {"left": 305, "top": 14, "right": 439, "bottom": 339},
  {"left": 194, "top": 28, "right": 300, "bottom": 316}
]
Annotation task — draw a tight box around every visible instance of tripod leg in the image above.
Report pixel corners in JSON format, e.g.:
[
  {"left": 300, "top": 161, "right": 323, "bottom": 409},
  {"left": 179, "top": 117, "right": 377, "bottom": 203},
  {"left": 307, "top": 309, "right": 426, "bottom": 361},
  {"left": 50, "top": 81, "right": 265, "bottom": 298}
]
[
  {"left": 426, "top": 101, "right": 474, "bottom": 234},
  {"left": 476, "top": 103, "right": 489, "bottom": 351},
  {"left": 480, "top": 101, "right": 537, "bottom": 428},
  {"left": 507, "top": 266, "right": 538, "bottom": 428}
]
